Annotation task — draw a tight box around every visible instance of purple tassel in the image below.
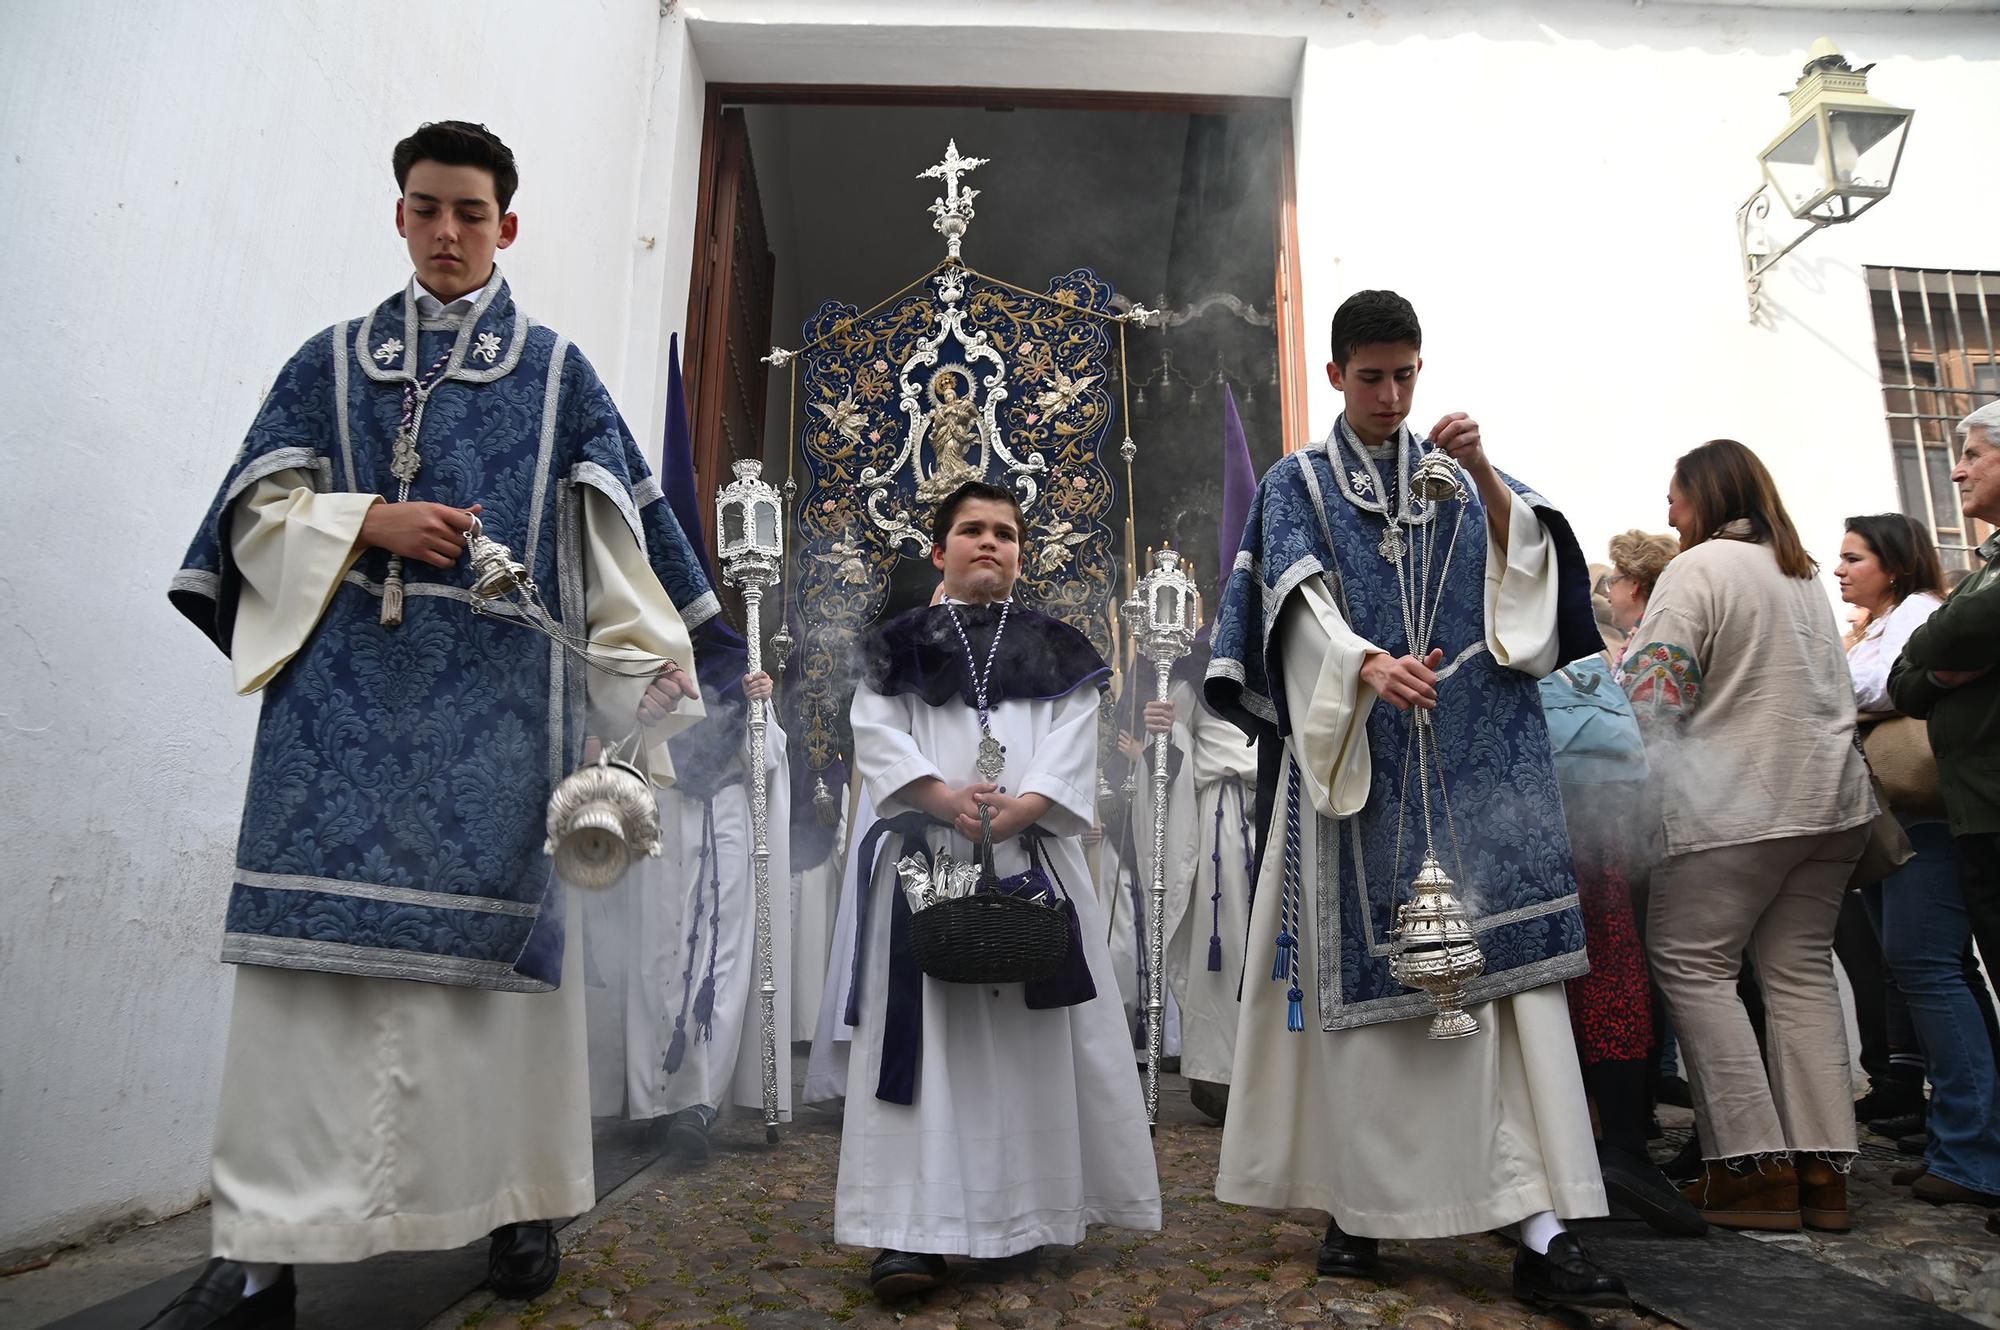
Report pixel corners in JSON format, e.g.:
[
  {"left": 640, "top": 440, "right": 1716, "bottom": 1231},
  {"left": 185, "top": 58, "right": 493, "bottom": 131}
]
[
  {"left": 693, "top": 975, "right": 715, "bottom": 1039},
  {"left": 1287, "top": 985, "right": 1304, "bottom": 1032},
  {"left": 1207, "top": 933, "right": 1224, "bottom": 972},
  {"left": 664, "top": 1024, "right": 687, "bottom": 1074}
]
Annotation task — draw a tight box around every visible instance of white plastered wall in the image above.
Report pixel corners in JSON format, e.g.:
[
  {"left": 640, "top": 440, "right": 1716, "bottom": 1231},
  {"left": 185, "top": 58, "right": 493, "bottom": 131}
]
[
  {"left": 0, "top": 0, "right": 676, "bottom": 1256},
  {"left": 2, "top": 0, "right": 1997, "bottom": 1255}
]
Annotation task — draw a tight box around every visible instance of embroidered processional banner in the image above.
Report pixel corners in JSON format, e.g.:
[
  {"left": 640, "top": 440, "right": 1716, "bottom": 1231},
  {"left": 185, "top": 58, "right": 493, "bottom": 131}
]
[{"left": 785, "top": 263, "right": 1123, "bottom": 780}]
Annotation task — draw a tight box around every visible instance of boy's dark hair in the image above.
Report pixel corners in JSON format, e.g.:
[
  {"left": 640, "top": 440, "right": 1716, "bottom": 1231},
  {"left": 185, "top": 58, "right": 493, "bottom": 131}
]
[
  {"left": 931, "top": 480, "right": 1023, "bottom": 548},
  {"left": 1330, "top": 289, "right": 1422, "bottom": 368},
  {"left": 393, "top": 121, "right": 519, "bottom": 211}
]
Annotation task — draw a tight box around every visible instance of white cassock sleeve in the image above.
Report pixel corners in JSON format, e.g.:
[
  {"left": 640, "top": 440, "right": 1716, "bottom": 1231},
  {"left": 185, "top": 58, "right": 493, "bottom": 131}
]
[
  {"left": 1017, "top": 686, "right": 1104, "bottom": 840},
  {"left": 852, "top": 682, "right": 942, "bottom": 816},
  {"left": 1280, "top": 575, "right": 1382, "bottom": 819},
  {"left": 225, "top": 473, "right": 381, "bottom": 693},
  {"left": 228, "top": 472, "right": 701, "bottom": 783},
  {"left": 1483, "top": 489, "right": 1560, "bottom": 676},
  {"left": 580, "top": 486, "right": 702, "bottom": 786}
]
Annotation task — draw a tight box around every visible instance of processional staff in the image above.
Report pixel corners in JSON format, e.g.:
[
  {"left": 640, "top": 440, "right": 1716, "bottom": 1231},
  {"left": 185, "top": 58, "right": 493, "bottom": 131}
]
[
  {"left": 1130, "top": 547, "right": 1198, "bottom": 1130},
  {"left": 717, "top": 459, "right": 786, "bottom": 1143}
]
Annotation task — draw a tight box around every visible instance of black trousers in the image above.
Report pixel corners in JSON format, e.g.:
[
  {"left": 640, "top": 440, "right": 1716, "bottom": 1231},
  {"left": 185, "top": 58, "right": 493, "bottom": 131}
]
[{"left": 1957, "top": 832, "right": 2000, "bottom": 991}]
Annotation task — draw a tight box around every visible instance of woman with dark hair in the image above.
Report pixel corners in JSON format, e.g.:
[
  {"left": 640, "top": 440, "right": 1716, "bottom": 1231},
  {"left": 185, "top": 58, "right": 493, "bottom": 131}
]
[
  {"left": 1841, "top": 514, "right": 2000, "bottom": 1207},
  {"left": 1618, "top": 440, "right": 1874, "bottom": 1232}
]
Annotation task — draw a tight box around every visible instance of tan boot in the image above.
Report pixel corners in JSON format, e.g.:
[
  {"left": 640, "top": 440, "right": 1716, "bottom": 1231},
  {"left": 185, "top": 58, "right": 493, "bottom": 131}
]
[
  {"left": 1798, "top": 1156, "right": 1850, "bottom": 1231},
  {"left": 1679, "top": 1157, "right": 1802, "bottom": 1231}
]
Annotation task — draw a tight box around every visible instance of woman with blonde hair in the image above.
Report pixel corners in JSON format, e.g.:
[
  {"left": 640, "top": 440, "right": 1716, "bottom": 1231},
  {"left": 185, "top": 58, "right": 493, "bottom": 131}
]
[
  {"left": 1602, "top": 530, "right": 1679, "bottom": 643},
  {"left": 1618, "top": 440, "right": 1874, "bottom": 1232}
]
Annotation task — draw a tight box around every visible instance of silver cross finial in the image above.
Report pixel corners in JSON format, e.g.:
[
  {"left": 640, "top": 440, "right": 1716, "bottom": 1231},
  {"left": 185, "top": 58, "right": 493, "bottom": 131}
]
[{"left": 920, "top": 140, "right": 990, "bottom": 260}]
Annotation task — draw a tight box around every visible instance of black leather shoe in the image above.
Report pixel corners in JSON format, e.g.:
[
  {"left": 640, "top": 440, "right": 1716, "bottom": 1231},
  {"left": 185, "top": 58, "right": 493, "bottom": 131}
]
[
  {"left": 140, "top": 1259, "right": 296, "bottom": 1329},
  {"left": 1898, "top": 1131, "right": 1934, "bottom": 1157},
  {"left": 1656, "top": 1075, "right": 1693, "bottom": 1109},
  {"left": 1512, "top": 1232, "right": 1630, "bottom": 1310},
  {"left": 1188, "top": 1079, "right": 1229, "bottom": 1124},
  {"left": 1599, "top": 1144, "right": 1708, "bottom": 1237},
  {"left": 869, "top": 1249, "right": 947, "bottom": 1298},
  {"left": 1854, "top": 1079, "right": 1924, "bottom": 1123},
  {"left": 666, "top": 1106, "right": 712, "bottom": 1162},
  {"left": 1315, "top": 1216, "right": 1380, "bottom": 1278},
  {"left": 488, "top": 1220, "right": 560, "bottom": 1300},
  {"left": 1869, "top": 1109, "right": 1927, "bottom": 1139}
]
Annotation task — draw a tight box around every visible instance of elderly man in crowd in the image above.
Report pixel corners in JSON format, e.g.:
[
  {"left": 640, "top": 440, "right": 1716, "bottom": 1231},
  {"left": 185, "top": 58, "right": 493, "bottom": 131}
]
[{"left": 1891, "top": 403, "right": 2000, "bottom": 1222}]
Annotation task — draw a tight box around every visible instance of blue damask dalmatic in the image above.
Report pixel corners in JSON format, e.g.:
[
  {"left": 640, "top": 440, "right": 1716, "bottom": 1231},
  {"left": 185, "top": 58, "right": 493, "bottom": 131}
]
[
  {"left": 172, "top": 275, "right": 717, "bottom": 992},
  {"left": 1205, "top": 421, "right": 1602, "bottom": 1029}
]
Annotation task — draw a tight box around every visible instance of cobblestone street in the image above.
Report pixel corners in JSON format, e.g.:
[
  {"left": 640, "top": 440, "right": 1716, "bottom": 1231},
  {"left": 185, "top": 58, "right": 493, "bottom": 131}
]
[{"left": 438, "top": 1098, "right": 1676, "bottom": 1330}]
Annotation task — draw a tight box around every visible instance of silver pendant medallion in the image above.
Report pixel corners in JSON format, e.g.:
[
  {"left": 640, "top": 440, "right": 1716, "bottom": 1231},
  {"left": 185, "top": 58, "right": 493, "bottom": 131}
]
[
  {"left": 976, "top": 733, "right": 1006, "bottom": 782},
  {"left": 1378, "top": 523, "right": 1407, "bottom": 565}
]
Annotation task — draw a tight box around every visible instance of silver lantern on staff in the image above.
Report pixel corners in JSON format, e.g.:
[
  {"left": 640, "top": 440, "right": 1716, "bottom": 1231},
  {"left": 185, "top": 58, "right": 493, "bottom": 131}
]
[
  {"left": 1380, "top": 446, "right": 1490, "bottom": 1039},
  {"left": 1134, "top": 546, "right": 1198, "bottom": 1128},
  {"left": 717, "top": 457, "right": 786, "bottom": 1145}
]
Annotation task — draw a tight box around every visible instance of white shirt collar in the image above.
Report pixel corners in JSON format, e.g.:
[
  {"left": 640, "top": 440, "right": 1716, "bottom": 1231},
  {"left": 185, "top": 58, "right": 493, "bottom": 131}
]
[
  {"left": 940, "top": 594, "right": 1014, "bottom": 607},
  {"left": 407, "top": 269, "right": 497, "bottom": 320}
]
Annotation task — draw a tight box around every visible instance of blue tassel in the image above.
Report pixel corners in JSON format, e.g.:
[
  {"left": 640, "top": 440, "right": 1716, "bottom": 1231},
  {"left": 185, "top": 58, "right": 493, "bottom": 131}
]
[
  {"left": 1287, "top": 986, "right": 1304, "bottom": 1032},
  {"left": 663, "top": 1023, "right": 687, "bottom": 1074},
  {"left": 1207, "top": 933, "right": 1223, "bottom": 972},
  {"left": 1271, "top": 929, "right": 1294, "bottom": 981}
]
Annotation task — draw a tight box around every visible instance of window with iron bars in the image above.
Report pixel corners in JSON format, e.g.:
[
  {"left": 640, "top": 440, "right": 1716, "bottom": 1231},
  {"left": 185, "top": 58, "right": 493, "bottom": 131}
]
[{"left": 1869, "top": 266, "right": 2000, "bottom": 571}]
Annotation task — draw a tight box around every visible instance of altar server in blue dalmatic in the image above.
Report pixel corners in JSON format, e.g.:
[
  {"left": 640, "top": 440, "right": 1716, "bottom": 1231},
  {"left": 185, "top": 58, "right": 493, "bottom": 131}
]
[
  {"left": 151, "top": 123, "right": 714, "bottom": 1329},
  {"left": 1207, "top": 291, "right": 1630, "bottom": 1312},
  {"left": 836, "top": 481, "right": 1159, "bottom": 1300}
]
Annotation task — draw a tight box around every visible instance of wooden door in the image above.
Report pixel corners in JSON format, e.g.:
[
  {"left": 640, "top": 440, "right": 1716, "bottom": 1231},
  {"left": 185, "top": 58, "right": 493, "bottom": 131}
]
[{"left": 684, "top": 106, "right": 776, "bottom": 560}]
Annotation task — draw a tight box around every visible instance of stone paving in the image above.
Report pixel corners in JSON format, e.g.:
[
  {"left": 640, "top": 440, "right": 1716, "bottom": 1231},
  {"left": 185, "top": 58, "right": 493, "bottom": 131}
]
[
  {"left": 1757, "top": 1149, "right": 2000, "bottom": 1328},
  {"left": 438, "top": 1104, "right": 1672, "bottom": 1330}
]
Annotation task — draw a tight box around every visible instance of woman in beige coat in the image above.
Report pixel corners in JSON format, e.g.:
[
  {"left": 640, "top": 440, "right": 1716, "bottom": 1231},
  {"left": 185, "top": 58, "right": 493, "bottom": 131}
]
[{"left": 1617, "top": 440, "right": 1874, "bottom": 1233}]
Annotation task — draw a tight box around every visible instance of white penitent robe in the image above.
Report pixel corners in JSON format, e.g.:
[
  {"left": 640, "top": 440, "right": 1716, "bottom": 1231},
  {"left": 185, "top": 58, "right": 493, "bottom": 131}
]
[
  {"left": 1136, "top": 679, "right": 1258, "bottom": 1088},
  {"left": 210, "top": 477, "right": 695, "bottom": 1263},
  {"left": 1114, "top": 747, "right": 1183, "bottom": 1062},
  {"left": 584, "top": 716, "right": 794, "bottom": 1122},
  {"left": 1216, "top": 497, "right": 1606, "bottom": 1240},
  {"left": 803, "top": 785, "right": 873, "bottom": 1105},
  {"left": 835, "top": 674, "right": 1161, "bottom": 1257},
  {"left": 790, "top": 802, "right": 848, "bottom": 1035}
]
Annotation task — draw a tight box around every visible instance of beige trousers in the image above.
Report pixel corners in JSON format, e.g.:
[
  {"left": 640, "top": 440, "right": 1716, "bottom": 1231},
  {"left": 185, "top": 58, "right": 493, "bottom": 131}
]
[{"left": 1648, "top": 827, "right": 1866, "bottom": 1160}]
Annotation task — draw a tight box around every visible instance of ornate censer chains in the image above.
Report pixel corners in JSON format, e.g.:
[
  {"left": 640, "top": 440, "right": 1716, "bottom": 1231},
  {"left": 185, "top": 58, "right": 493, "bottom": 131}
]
[
  {"left": 380, "top": 346, "right": 458, "bottom": 627},
  {"left": 461, "top": 520, "right": 684, "bottom": 680}
]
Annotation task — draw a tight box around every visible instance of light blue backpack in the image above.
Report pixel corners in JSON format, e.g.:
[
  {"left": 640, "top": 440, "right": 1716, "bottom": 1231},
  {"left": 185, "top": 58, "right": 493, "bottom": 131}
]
[{"left": 1538, "top": 654, "right": 1649, "bottom": 786}]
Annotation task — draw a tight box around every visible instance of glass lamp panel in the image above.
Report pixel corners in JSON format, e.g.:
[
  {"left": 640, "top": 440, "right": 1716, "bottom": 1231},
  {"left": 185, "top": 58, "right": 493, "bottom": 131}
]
[
  {"left": 1761, "top": 115, "right": 1830, "bottom": 219},
  {"left": 754, "top": 500, "right": 778, "bottom": 549},
  {"left": 1826, "top": 109, "right": 1909, "bottom": 193},
  {"left": 722, "top": 504, "right": 745, "bottom": 549}
]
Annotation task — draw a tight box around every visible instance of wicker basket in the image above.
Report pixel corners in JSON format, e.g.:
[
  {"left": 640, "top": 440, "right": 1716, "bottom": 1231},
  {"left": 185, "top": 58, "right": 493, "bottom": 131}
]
[
  {"left": 910, "top": 890, "right": 1073, "bottom": 984},
  {"left": 907, "top": 811, "right": 1074, "bottom": 984}
]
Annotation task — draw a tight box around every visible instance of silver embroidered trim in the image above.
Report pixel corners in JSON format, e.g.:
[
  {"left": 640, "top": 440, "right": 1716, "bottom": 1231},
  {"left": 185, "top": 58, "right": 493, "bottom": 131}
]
[
  {"left": 1434, "top": 639, "right": 1488, "bottom": 682},
  {"left": 170, "top": 568, "right": 221, "bottom": 599},
  {"left": 235, "top": 868, "right": 539, "bottom": 916},
  {"left": 680, "top": 588, "right": 721, "bottom": 631},
  {"left": 222, "top": 447, "right": 327, "bottom": 508},
  {"left": 220, "top": 934, "right": 552, "bottom": 992},
  {"left": 333, "top": 321, "right": 356, "bottom": 491},
  {"left": 525, "top": 337, "right": 571, "bottom": 571},
  {"left": 571, "top": 461, "right": 646, "bottom": 553},
  {"left": 552, "top": 480, "right": 587, "bottom": 790},
  {"left": 1232, "top": 548, "right": 1253, "bottom": 573},
  {"left": 632, "top": 474, "right": 665, "bottom": 508}
]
